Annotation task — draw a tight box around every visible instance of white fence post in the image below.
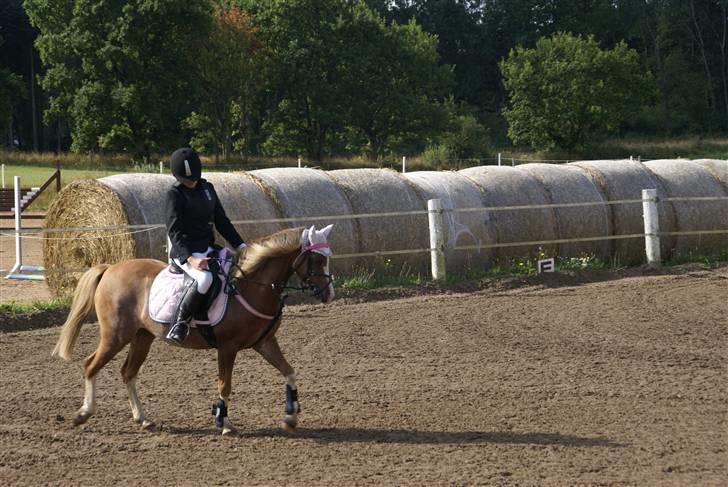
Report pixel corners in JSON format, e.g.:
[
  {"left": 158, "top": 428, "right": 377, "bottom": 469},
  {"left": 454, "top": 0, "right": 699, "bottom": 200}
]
[
  {"left": 159, "top": 161, "right": 163, "bottom": 174},
  {"left": 497, "top": 153, "right": 501, "bottom": 166},
  {"left": 402, "top": 156, "right": 406, "bottom": 174},
  {"left": 298, "top": 155, "right": 302, "bottom": 168},
  {"left": 1, "top": 164, "right": 4, "bottom": 188},
  {"left": 427, "top": 198, "right": 446, "bottom": 280},
  {"left": 642, "top": 188, "right": 661, "bottom": 268}
]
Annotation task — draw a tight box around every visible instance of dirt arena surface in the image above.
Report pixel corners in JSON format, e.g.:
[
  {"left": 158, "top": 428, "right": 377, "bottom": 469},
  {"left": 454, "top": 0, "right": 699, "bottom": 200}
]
[{"left": 0, "top": 265, "right": 726, "bottom": 485}]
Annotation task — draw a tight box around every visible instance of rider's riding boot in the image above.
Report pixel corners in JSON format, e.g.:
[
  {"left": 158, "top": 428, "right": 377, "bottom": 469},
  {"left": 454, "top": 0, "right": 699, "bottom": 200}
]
[{"left": 166, "top": 285, "right": 206, "bottom": 344}]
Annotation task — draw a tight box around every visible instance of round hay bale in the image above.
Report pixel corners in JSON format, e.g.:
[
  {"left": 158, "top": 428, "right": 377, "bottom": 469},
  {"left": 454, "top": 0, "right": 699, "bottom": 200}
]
[
  {"left": 643, "top": 159, "right": 728, "bottom": 257},
  {"left": 458, "top": 165, "right": 558, "bottom": 260},
  {"left": 248, "top": 168, "right": 358, "bottom": 273},
  {"left": 43, "top": 178, "right": 137, "bottom": 296},
  {"left": 516, "top": 164, "right": 611, "bottom": 259},
  {"left": 43, "top": 172, "right": 281, "bottom": 296},
  {"left": 569, "top": 160, "right": 676, "bottom": 265},
  {"left": 327, "top": 168, "right": 428, "bottom": 274},
  {"left": 693, "top": 159, "right": 728, "bottom": 192},
  {"left": 404, "top": 171, "right": 496, "bottom": 272}
]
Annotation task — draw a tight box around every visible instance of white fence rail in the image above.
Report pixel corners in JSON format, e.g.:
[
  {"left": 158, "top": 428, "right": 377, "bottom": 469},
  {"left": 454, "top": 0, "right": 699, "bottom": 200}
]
[{"left": 2, "top": 194, "right": 727, "bottom": 281}]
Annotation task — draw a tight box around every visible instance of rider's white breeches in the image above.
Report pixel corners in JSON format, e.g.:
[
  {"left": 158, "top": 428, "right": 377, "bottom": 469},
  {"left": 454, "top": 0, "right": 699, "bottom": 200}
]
[{"left": 173, "top": 247, "right": 214, "bottom": 294}]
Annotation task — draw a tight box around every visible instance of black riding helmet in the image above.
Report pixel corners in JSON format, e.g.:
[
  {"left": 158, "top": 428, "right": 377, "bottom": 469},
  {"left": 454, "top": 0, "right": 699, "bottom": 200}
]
[{"left": 170, "top": 147, "right": 202, "bottom": 184}]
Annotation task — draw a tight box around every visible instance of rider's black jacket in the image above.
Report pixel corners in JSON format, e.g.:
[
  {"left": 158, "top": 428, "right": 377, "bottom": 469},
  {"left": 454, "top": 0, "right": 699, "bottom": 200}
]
[{"left": 165, "top": 179, "right": 244, "bottom": 264}]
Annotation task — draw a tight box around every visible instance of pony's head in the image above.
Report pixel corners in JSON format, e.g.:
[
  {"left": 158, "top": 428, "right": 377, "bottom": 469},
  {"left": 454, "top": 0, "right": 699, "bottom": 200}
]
[{"left": 296, "top": 224, "right": 335, "bottom": 304}]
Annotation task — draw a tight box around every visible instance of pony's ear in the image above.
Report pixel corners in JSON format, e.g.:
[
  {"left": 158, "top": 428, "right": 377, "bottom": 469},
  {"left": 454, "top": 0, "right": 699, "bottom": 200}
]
[
  {"left": 308, "top": 225, "right": 316, "bottom": 244},
  {"left": 320, "top": 224, "right": 334, "bottom": 239}
]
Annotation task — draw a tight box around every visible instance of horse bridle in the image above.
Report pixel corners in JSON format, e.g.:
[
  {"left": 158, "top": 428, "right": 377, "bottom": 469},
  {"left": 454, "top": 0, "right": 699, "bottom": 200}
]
[
  {"left": 291, "top": 243, "right": 333, "bottom": 298},
  {"left": 219, "top": 243, "right": 333, "bottom": 299}
]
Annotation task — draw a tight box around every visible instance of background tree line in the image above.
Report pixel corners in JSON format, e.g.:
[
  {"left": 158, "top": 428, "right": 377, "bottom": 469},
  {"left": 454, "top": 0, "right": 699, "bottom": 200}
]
[{"left": 1, "top": 0, "right": 726, "bottom": 162}]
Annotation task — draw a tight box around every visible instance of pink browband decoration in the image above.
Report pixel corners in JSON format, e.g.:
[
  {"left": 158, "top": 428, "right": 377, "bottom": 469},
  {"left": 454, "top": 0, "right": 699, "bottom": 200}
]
[{"left": 303, "top": 242, "right": 330, "bottom": 252}]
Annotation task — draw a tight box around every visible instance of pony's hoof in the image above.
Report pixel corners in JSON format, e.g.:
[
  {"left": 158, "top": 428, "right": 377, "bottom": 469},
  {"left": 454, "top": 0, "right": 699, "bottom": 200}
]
[
  {"left": 221, "top": 426, "right": 237, "bottom": 436},
  {"left": 141, "top": 420, "right": 157, "bottom": 432},
  {"left": 73, "top": 411, "right": 91, "bottom": 426},
  {"left": 282, "top": 415, "right": 298, "bottom": 432}
]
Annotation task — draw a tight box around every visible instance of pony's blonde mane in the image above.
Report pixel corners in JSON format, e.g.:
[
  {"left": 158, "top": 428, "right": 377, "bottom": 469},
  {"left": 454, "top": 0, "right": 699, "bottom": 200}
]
[{"left": 234, "top": 227, "right": 304, "bottom": 277}]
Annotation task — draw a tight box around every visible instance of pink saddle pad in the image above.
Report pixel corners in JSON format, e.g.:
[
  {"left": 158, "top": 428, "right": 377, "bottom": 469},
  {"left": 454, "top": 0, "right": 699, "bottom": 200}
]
[{"left": 148, "top": 248, "right": 234, "bottom": 327}]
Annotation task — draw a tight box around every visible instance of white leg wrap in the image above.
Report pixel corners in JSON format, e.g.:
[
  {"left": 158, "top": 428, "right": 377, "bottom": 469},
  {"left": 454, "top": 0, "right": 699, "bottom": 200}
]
[
  {"left": 80, "top": 377, "right": 97, "bottom": 415},
  {"left": 126, "top": 378, "right": 146, "bottom": 423}
]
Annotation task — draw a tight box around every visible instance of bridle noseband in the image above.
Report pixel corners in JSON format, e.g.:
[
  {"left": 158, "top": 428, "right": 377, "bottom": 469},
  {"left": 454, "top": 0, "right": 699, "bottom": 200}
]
[{"left": 292, "top": 243, "right": 333, "bottom": 298}]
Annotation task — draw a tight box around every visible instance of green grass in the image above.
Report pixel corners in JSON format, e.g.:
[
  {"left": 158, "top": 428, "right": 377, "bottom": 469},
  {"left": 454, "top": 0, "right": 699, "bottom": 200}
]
[
  {"left": 665, "top": 248, "right": 728, "bottom": 266},
  {"left": 0, "top": 296, "right": 70, "bottom": 314},
  {"left": 1, "top": 164, "right": 127, "bottom": 210}
]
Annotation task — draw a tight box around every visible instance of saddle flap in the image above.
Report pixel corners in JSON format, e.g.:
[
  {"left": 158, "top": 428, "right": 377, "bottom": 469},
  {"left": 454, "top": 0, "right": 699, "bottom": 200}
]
[{"left": 148, "top": 248, "right": 235, "bottom": 326}]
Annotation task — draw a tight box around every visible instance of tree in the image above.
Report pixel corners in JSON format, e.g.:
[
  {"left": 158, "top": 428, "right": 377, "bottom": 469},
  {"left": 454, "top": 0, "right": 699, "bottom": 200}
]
[
  {"left": 240, "top": 0, "right": 452, "bottom": 160},
  {"left": 0, "top": 35, "right": 26, "bottom": 145},
  {"left": 185, "top": 6, "right": 266, "bottom": 161},
  {"left": 24, "top": 0, "right": 211, "bottom": 156},
  {"left": 500, "top": 32, "right": 656, "bottom": 151}
]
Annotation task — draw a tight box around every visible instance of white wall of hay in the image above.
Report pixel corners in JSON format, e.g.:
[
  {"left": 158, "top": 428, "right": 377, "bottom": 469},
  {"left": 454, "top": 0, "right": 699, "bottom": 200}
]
[
  {"left": 459, "top": 166, "right": 559, "bottom": 260},
  {"left": 643, "top": 160, "right": 728, "bottom": 257},
  {"left": 43, "top": 159, "right": 728, "bottom": 295},
  {"left": 404, "top": 171, "right": 496, "bottom": 272}
]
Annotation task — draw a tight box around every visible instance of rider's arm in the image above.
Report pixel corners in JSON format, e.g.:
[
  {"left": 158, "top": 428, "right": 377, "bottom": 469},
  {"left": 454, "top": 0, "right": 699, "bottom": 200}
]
[
  {"left": 165, "top": 188, "right": 192, "bottom": 264},
  {"left": 209, "top": 183, "right": 245, "bottom": 249}
]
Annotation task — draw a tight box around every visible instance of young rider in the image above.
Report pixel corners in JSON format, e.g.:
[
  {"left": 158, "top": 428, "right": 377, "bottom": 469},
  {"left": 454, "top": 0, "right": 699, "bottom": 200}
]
[{"left": 165, "top": 147, "right": 246, "bottom": 344}]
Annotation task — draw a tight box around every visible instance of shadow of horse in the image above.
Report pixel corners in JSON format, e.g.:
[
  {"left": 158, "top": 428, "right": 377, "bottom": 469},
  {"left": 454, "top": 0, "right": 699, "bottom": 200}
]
[{"left": 167, "top": 426, "right": 624, "bottom": 448}]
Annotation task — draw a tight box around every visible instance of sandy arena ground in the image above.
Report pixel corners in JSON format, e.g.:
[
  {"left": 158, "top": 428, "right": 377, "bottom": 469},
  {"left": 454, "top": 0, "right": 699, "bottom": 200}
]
[{"left": 0, "top": 263, "right": 726, "bottom": 485}]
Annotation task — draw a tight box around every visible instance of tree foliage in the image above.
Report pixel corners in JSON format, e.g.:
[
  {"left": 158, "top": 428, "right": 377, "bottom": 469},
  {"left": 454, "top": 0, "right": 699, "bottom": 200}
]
[
  {"left": 24, "top": 0, "right": 211, "bottom": 155},
  {"left": 500, "top": 32, "right": 655, "bottom": 150},
  {"left": 10, "top": 0, "right": 728, "bottom": 157},
  {"left": 0, "top": 35, "right": 26, "bottom": 137},
  {"left": 185, "top": 6, "right": 266, "bottom": 161}
]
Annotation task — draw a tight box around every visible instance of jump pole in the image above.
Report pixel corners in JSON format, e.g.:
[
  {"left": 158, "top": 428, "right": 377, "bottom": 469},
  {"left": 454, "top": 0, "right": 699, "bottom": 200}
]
[
  {"left": 6, "top": 176, "right": 45, "bottom": 280},
  {"left": 642, "top": 188, "right": 661, "bottom": 268},
  {"left": 427, "top": 198, "right": 446, "bottom": 280}
]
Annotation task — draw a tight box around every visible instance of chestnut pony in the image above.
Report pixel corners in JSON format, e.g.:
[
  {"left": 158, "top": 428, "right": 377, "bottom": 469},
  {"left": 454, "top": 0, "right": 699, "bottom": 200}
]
[{"left": 52, "top": 225, "right": 335, "bottom": 435}]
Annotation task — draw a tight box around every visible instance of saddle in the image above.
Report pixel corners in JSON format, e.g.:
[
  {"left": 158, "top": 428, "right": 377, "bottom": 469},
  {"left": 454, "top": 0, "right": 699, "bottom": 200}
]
[{"left": 148, "top": 247, "right": 235, "bottom": 327}]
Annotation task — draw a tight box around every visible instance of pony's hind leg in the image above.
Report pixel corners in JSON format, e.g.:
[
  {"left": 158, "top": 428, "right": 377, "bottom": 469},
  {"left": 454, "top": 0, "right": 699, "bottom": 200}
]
[
  {"left": 121, "top": 329, "right": 156, "bottom": 431},
  {"left": 253, "top": 336, "right": 299, "bottom": 432},
  {"left": 74, "top": 338, "right": 128, "bottom": 426}
]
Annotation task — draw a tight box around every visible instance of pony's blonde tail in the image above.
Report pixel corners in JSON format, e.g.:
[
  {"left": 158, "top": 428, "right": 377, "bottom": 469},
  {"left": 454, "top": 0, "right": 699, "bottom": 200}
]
[{"left": 52, "top": 264, "right": 110, "bottom": 361}]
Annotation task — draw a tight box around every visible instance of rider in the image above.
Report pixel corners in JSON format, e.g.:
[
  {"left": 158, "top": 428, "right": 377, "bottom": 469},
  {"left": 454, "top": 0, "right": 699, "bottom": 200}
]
[{"left": 165, "top": 147, "right": 246, "bottom": 344}]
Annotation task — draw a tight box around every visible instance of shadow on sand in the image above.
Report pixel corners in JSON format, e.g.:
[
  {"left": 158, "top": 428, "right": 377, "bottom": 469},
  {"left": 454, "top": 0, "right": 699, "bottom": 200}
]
[{"left": 168, "top": 426, "right": 623, "bottom": 448}]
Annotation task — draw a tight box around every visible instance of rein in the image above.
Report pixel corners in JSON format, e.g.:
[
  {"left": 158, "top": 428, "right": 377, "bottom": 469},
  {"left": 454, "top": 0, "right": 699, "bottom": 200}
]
[{"left": 210, "top": 243, "right": 332, "bottom": 347}]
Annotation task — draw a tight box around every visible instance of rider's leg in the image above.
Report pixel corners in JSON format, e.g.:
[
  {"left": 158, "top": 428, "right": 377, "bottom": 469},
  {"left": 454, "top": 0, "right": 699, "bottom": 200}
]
[{"left": 166, "top": 252, "right": 213, "bottom": 344}]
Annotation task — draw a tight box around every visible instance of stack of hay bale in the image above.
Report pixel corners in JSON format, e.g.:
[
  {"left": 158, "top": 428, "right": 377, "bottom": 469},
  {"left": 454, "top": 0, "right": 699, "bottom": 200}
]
[{"left": 44, "top": 159, "right": 728, "bottom": 295}]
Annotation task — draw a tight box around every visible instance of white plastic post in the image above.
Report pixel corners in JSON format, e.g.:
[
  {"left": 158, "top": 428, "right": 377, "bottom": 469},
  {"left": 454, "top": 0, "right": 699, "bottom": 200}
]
[
  {"left": 642, "top": 188, "right": 661, "bottom": 268},
  {"left": 427, "top": 198, "right": 446, "bottom": 280},
  {"left": 1, "top": 164, "right": 4, "bottom": 188},
  {"left": 402, "top": 156, "right": 406, "bottom": 173},
  {"left": 159, "top": 161, "right": 163, "bottom": 174},
  {"left": 7, "top": 176, "right": 22, "bottom": 277},
  {"left": 298, "top": 156, "right": 302, "bottom": 168},
  {"left": 498, "top": 153, "right": 502, "bottom": 166}
]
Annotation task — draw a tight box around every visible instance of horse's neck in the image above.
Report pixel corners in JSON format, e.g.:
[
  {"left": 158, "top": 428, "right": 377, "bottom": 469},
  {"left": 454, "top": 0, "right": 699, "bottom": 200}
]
[{"left": 238, "top": 252, "right": 296, "bottom": 291}]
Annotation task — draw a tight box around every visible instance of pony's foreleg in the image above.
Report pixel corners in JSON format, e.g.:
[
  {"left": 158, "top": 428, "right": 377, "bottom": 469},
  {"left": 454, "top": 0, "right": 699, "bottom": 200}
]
[
  {"left": 215, "top": 346, "right": 238, "bottom": 435},
  {"left": 253, "top": 336, "right": 299, "bottom": 432},
  {"left": 121, "top": 330, "right": 156, "bottom": 431}
]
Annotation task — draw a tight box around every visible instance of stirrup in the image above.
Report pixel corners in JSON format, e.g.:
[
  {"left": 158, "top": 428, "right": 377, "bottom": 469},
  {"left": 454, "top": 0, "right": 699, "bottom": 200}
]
[{"left": 165, "top": 322, "right": 189, "bottom": 344}]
